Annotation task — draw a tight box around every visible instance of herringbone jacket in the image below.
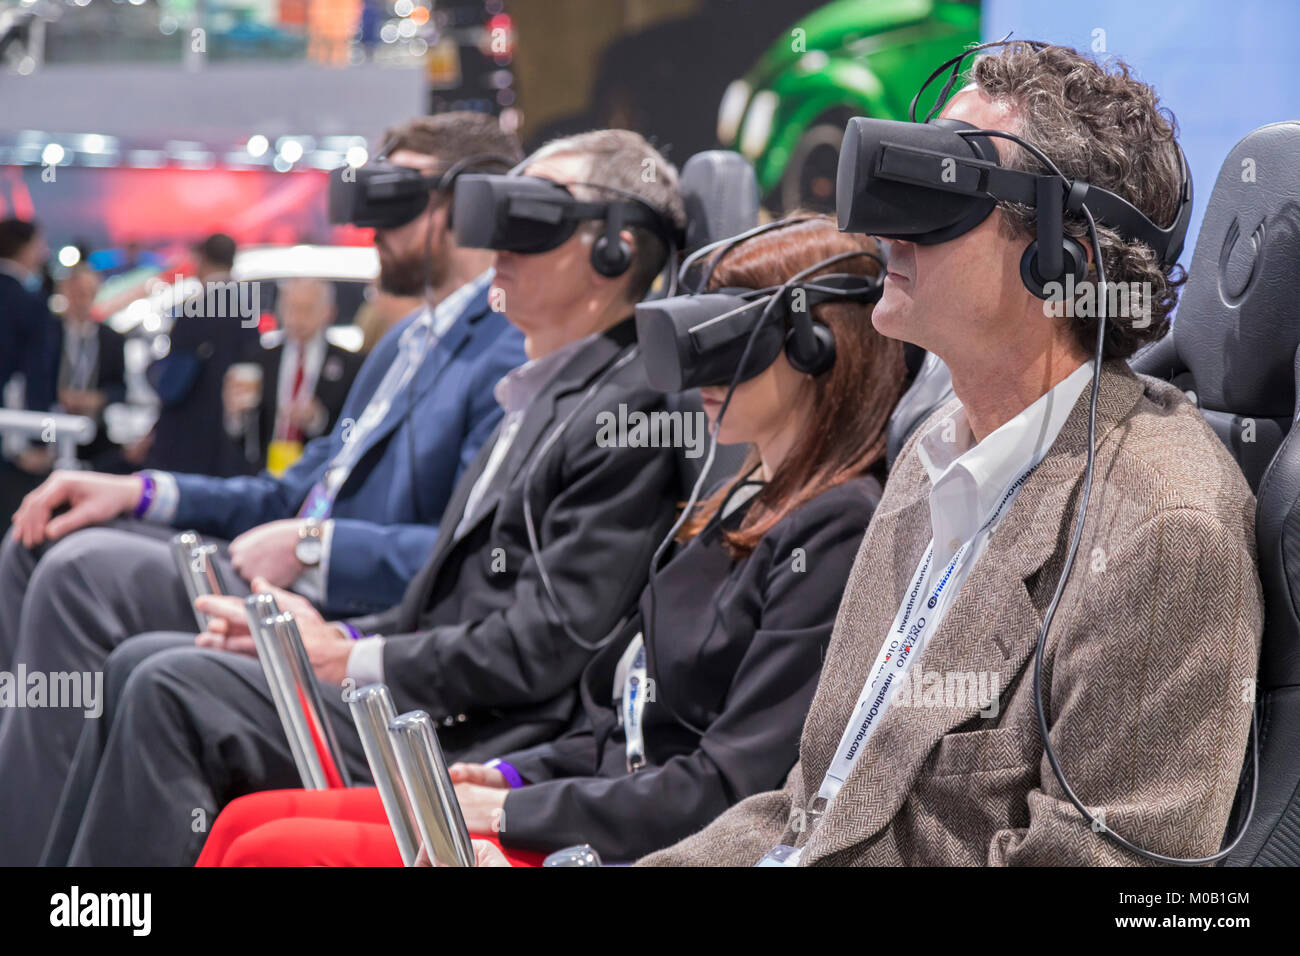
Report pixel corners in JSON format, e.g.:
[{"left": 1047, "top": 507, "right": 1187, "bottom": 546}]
[{"left": 641, "top": 360, "right": 1262, "bottom": 866}]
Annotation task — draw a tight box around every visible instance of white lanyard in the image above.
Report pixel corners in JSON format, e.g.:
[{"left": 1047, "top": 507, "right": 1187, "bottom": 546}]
[
  {"left": 813, "top": 464, "right": 1037, "bottom": 811},
  {"left": 612, "top": 633, "right": 649, "bottom": 772}
]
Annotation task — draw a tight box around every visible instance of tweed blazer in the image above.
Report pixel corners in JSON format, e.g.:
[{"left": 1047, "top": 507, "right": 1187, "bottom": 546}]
[{"left": 641, "top": 360, "right": 1262, "bottom": 866}]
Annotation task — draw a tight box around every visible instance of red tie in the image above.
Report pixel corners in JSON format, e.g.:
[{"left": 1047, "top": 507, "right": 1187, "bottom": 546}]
[{"left": 286, "top": 353, "right": 306, "bottom": 442}]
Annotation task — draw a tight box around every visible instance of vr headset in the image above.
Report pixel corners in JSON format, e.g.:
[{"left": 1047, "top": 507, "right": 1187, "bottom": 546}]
[
  {"left": 327, "top": 152, "right": 516, "bottom": 230},
  {"left": 836, "top": 108, "right": 1192, "bottom": 299},
  {"left": 636, "top": 221, "right": 883, "bottom": 391},
  {"left": 451, "top": 173, "right": 685, "bottom": 278}
]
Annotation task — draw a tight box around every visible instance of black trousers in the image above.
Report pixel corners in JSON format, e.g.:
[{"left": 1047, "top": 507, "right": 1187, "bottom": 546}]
[{"left": 58, "top": 635, "right": 375, "bottom": 866}]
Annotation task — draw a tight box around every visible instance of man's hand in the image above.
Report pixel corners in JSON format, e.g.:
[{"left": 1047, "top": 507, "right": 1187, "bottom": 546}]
[
  {"left": 287, "top": 396, "right": 326, "bottom": 436},
  {"left": 195, "top": 577, "right": 352, "bottom": 684},
  {"left": 228, "top": 519, "right": 308, "bottom": 588},
  {"left": 14, "top": 446, "right": 56, "bottom": 476},
  {"left": 59, "top": 388, "right": 107, "bottom": 418},
  {"left": 448, "top": 763, "right": 509, "bottom": 789},
  {"left": 452, "top": 782, "right": 509, "bottom": 835},
  {"left": 11, "top": 471, "right": 143, "bottom": 549},
  {"left": 222, "top": 368, "right": 261, "bottom": 417}
]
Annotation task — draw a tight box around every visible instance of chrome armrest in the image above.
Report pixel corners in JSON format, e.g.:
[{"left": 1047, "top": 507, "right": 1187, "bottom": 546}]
[
  {"left": 244, "top": 593, "right": 353, "bottom": 790},
  {"left": 347, "top": 683, "right": 420, "bottom": 867},
  {"left": 170, "top": 531, "right": 225, "bottom": 632},
  {"left": 389, "top": 711, "right": 475, "bottom": 867}
]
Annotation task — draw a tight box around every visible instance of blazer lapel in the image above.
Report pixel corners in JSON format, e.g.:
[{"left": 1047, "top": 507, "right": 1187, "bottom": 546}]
[
  {"left": 802, "top": 361, "right": 1147, "bottom": 864},
  {"left": 444, "top": 319, "right": 637, "bottom": 546},
  {"left": 352, "top": 294, "right": 486, "bottom": 463}
]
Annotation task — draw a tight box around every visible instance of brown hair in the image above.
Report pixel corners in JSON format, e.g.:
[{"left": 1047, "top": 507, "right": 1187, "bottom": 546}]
[
  {"left": 970, "top": 42, "right": 1187, "bottom": 359},
  {"left": 383, "top": 112, "right": 524, "bottom": 172},
  {"left": 680, "top": 216, "right": 907, "bottom": 556}
]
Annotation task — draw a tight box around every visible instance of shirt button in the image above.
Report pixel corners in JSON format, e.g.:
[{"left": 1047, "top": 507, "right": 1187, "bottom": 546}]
[{"left": 948, "top": 537, "right": 961, "bottom": 553}]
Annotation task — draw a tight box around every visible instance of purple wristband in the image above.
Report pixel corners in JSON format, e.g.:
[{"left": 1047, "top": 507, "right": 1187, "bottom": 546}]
[
  {"left": 488, "top": 759, "right": 526, "bottom": 789},
  {"left": 338, "top": 622, "right": 363, "bottom": 641},
  {"left": 132, "top": 474, "right": 156, "bottom": 520}
]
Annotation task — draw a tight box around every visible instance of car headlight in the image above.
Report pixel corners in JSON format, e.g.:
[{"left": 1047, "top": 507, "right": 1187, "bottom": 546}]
[
  {"left": 739, "top": 90, "right": 779, "bottom": 161},
  {"left": 717, "top": 79, "right": 752, "bottom": 144}
]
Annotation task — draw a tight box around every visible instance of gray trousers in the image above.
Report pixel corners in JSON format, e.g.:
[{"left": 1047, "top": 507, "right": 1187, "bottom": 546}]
[
  {"left": 61, "top": 635, "right": 373, "bottom": 866},
  {"left": 0, "top": 522, "right": 248, "bottom": 865}
]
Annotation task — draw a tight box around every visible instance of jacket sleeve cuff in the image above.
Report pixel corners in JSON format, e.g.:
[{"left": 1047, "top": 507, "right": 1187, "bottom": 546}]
[
  {"left": 136, "top": 470, "right": 179, "bottom": 523},
  {"left": 345, "top": 634, "right": 386, "bottom": 685}
]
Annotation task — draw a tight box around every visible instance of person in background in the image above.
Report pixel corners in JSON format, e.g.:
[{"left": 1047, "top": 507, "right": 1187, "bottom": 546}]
[
  {"left": 0, "top": 218, "right": 59, "bottom": 532},
  {"left": 354, "top": 280, "right": 423, "bottom": 354},
  {"left": 143, "top": 233, "right": 261, "bottom": 477},
  {"left": 53, "top": 263, "right": 134, "bottom": 474},
  {"left": 223, "top": 278, "right": 363, "bottom": 475}
]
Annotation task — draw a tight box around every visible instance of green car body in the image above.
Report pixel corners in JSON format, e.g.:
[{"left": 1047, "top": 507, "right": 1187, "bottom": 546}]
[{"left": 717, "top": 0, "right": 981, "bottom": 211}]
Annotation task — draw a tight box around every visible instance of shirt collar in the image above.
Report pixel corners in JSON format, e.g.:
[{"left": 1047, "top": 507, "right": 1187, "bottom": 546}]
[
  {"left": 918, "top": 360, "right": 1094, "bottom": 558},
  {"left": 0, "top": 258, "right": 36, "bottom": 287},
  {"left": 493, "top": 330, "right": 603, "bottom": 415},
  {"left": 427, "top": 268, "right": 494, "bottom": 339}
]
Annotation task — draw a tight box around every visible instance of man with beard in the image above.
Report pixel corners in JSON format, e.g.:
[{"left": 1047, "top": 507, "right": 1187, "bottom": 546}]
[{"left": 0, "top": 113, "right": 526, "bottom": 865}]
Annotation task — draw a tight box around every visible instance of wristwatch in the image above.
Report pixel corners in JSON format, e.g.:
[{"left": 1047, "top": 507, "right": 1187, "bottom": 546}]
[{"left": 295, "top": 517, "right": 325, "bottom": 567}]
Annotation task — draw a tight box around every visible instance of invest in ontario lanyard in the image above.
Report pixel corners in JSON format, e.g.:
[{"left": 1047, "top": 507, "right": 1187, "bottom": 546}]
[{"left": 756, "top": 463, "right": 1038, "bottom": 867}]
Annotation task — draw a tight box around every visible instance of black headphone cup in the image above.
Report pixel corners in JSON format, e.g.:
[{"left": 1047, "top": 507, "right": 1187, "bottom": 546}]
[
  {"left": 784, "top": 322, "right": 836, "bottom": 377},
  {"left": 1019, "top": 237, "right": 1088, "bottom": 300},
  {"left": 591, "top": 232, "right": 632, "bottom": 277}
]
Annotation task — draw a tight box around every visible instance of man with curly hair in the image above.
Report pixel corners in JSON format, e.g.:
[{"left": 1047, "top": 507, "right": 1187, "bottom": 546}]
[{"left": 634, "top": 41, "right": 1262, "bottom": 867}]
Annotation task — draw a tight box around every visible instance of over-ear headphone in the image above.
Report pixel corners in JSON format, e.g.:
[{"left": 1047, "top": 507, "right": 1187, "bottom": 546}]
[
  {"left": 591, "top": 203, "right": 633, "bottom": 277},
  {"left": 784, "top": 308, "right": 838, "bottom": 376}
]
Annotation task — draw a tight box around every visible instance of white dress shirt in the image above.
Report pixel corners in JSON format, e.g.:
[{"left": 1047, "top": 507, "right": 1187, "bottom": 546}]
[{"left": 796, "top": 360, "right": 1095, "bottom": 865}]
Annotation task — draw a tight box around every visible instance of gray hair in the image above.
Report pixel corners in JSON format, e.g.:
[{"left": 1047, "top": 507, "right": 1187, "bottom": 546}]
[
  {"left": 277, "top": 276, "right": 336, "bottom": 311},
  {"left": 527, "top": 129, "right": 685, "bottom": 301}
]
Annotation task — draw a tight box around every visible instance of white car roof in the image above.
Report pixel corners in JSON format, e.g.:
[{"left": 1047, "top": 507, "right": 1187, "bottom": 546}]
[{"left": 231, "top": 244, "right": 379, "bottom": 282}]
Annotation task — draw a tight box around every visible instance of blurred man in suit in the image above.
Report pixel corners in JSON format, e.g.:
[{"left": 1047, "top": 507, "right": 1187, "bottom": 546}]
[
  {"left": 0, "top": 218, "right": 58, "bottom": 531},
  {"left": 142, "top": 233, "right": 261, "bottom": 477},
  {"left": 56, "top": 128, "right": 689, "bottom": 866},
  {"left": 223, "top": 278, "right": 363, "bottom": 474},
  {"left": 0, "top": 112, "right": 527, "bottom": 864},
  {"left": 54, "top": 263, "right": 133, "bottom": 474}
]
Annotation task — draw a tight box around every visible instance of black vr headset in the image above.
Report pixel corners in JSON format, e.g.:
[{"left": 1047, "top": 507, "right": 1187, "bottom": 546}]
[
  {"left": 451, "top": 173, "right": 686, "bottom": 279},
  {"left": 635, "top": 219, "right": 884, "bottom": 392},
  {"left": 327, "top": 152, "right": 517, "bottom": 230},
  {"left": 835, "top": 42, "right": 1192, "bottom": 299}
]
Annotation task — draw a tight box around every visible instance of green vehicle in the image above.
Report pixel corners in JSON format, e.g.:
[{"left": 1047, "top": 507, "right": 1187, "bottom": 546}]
[{"left": 716, "top": 0, "right": 980, "bottom": 212}]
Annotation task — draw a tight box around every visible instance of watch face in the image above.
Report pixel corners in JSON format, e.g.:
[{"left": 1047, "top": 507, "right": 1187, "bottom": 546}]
[{"left": 295, "top": 537, "right": 323, "bottom": 566}]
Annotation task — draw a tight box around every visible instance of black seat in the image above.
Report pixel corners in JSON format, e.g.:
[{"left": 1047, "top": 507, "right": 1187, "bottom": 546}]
[
  {"left": 1131, "top": 120, "right": 1300, "bottom": 864},
  {"left": 665, "top": 149, "right": 760, "bottom": 494}
]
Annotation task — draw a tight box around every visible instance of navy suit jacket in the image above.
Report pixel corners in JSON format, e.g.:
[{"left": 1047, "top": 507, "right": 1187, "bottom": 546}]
[
  {"left": 165, "top": 285, "right": 526, "bottom": 615},
  {"left": 0, "top": 272, "right": 59, "bottom": 413}
]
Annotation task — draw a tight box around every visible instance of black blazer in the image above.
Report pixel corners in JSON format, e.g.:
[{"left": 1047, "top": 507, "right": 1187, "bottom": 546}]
[
  {"left": 231, "top": 337, "right": 364, "bottom": 473},
  {"left": 347, "top": 318, "right": 682, "bottom": 762},
  {"left": 494, "top": 473, "right": 885, "bottom": 861},
  {"left": 54, "top": 321, "right": 128, "bottom": 467},
  {"left": 0, "top": 272, "right": 58, "bottom": 412},
  {"left": 144, "top": 281, "right": 261, "bottom": 477}
]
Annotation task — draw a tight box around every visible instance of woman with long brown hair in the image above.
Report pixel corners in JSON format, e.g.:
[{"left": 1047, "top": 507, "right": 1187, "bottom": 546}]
[{"left": 194, "top": 215, "right": 910, "bottom": 867}]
